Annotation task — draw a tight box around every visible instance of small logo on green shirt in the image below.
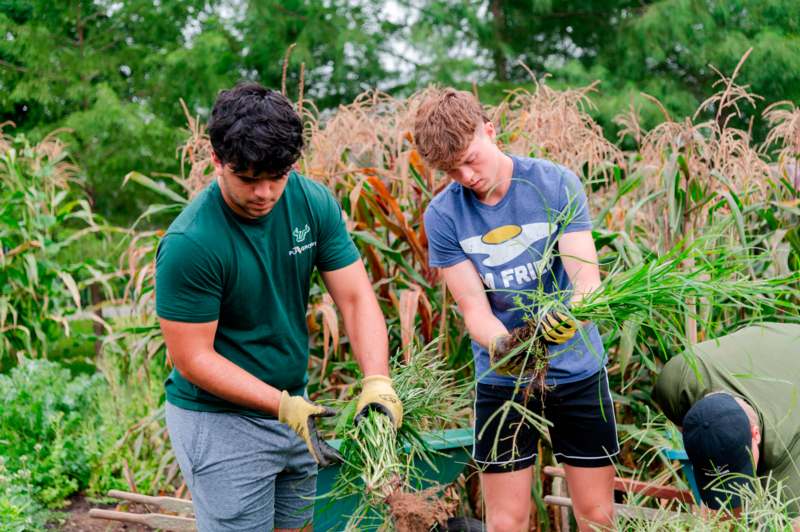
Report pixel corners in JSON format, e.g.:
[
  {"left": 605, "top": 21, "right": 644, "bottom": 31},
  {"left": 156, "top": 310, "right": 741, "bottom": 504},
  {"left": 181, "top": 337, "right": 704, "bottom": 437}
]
[{"left": 293, "top": 224, "right": 311, "bottom": 243}]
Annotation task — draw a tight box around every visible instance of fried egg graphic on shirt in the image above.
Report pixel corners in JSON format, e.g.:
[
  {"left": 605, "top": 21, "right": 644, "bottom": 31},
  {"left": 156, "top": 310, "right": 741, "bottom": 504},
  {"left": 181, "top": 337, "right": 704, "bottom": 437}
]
[{"left": 459, "top": 222, "right": 556, "bottom": 267}]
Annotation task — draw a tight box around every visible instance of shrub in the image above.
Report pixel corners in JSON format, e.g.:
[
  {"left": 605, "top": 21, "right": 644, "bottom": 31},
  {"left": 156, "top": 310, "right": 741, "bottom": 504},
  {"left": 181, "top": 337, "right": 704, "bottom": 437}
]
[{"left": 0, "top": 359, "right": 103, "bottom": 507}]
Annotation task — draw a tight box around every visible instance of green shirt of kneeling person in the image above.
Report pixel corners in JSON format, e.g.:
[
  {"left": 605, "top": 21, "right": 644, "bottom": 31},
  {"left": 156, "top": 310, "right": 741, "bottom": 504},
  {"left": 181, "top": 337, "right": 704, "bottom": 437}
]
[{"left": 653, "top": 322, "right": 800, "bottom": 520}]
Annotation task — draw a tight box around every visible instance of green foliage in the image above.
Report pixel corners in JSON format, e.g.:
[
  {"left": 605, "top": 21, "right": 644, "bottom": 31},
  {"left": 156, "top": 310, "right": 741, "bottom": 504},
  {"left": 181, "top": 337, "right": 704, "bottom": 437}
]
[
  {"left": 0, "top": 359, "right": 104, "bottom": 507},
  {"left": 60, "top": 84, "right": 185, "bottom": 223},
  {"left": 238, "top": 0, "right": 393, "bottom": 109},
  {"left": 87, "top": 322, "right": 173, "bottom": 496},
  {"left": 401, "top": 0, "right": 800, "bottom": 141},
  {"left": 0, "top": 132, "right": 113, "bottom": 368},
  {"left": 0, "top": 0, "right": 205, "bottom": 223},
  {"left": 3, "top": 0, "right": 800, "bottom": 223},
  {"left": 0, "top": 458, "right": 51, "bottom": 532},
  {"left": 0, "top": 1, "right": 399, "bottom": 223},
  {"left": 0, "top": 327, "right": 173, "bottom": 525}
]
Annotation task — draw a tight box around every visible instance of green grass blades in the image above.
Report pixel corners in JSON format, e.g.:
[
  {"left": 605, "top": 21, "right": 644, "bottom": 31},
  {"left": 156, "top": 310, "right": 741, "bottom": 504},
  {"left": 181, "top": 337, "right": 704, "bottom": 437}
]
[
  {"left": 324, "top": 340, "right": 471, "bottom": 528},
  {"left": 516, "top": 230, "right": 800, "bottom": 368}
]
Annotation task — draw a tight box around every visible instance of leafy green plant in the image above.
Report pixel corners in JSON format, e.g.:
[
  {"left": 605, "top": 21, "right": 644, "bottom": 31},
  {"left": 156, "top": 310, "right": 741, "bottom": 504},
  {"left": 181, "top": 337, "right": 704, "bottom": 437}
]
[
  {"left": 0, "top": 457, "right": 51, "bottom": 532},
  {"left": 0, "top": 339, "right": 174, "bottom": 530},
  {"left": 0, "top": 131, "right": 117, "bottom": 368},
  {"left": 0, "top": 359, "right": 104, "bottom": 507}
]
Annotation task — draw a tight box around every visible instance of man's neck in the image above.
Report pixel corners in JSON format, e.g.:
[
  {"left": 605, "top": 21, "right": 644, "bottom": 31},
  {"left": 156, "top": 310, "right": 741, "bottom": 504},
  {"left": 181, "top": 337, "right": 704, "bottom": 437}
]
[{"left": 476, "top": 153, "right": 514, "bottom": 205}]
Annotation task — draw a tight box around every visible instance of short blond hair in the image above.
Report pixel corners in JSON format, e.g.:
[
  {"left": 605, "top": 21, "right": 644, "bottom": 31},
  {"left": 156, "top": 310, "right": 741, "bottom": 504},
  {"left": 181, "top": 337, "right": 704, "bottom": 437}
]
[{"left": 413, "top": 88, "right": 490, "bottom": 170}]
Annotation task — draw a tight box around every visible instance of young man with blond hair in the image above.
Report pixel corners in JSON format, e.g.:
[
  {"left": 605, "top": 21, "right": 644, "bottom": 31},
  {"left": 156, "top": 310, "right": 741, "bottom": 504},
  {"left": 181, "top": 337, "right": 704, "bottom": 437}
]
[{"left": 415, "top": 88, "right": 617, "bottom": 531}]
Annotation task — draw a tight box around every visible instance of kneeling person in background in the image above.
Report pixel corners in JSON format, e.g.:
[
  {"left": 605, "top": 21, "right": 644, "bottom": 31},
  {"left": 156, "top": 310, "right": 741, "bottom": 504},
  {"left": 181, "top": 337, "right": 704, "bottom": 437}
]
[{"left": 653, "top": 322, "right": 800, "bottom": 522}]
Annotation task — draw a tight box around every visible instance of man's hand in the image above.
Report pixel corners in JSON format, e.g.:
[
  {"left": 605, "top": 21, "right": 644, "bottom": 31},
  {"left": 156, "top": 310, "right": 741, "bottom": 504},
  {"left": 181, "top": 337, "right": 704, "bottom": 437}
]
[
  {"left": 538, "top": 310, "right": 577, "bottom": 345},
  {"left": 354, "top": 375, "right": 403, "bottom": 429},
  {"left": 488, "top": 326, "right": 532, "bottom": 376},
  {"left": 488, "top": 311, "right": 578, "bottom": 375},
  {"left": 278, "top": 391, "right": 343, "bottom": 467}
]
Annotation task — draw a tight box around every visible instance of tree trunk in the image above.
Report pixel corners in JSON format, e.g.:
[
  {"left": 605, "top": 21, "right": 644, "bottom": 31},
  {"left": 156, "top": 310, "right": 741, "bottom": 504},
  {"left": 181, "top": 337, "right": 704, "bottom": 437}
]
[
  {"left": 490, "top": 0, "right": 508, "bottom": 82},
  {"left": 90, "top": 283, "right": 104, "bottom": 357}
]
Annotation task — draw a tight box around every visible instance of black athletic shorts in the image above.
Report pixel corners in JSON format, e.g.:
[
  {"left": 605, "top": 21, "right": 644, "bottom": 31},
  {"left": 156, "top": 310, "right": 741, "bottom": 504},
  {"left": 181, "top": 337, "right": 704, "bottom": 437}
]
[{"left": 473, "top": 368, "right": 619, "bottom": 473}]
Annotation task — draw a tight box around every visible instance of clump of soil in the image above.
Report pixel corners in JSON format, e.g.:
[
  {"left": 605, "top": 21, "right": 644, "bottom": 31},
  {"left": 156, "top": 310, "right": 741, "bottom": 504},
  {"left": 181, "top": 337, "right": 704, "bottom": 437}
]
[
  {"left": 386, "top": 486, "right": 457, "bottom": 532},
  {"left": 505, "top": 331, "right": 549, "bottom": 393}
]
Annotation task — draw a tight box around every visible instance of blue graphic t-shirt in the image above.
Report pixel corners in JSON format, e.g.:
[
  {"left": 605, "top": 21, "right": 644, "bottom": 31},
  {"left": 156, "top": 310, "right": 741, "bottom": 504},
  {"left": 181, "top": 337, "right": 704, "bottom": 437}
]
[{"left": 424, "top": 156, "right": 606, "bottom": 386}]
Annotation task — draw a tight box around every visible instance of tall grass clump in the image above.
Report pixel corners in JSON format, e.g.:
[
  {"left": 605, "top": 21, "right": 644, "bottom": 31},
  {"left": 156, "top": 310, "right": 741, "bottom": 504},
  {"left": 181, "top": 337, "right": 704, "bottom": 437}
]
[
  {"left": 616, "top": 473, "right": 799, "bottom": 530},
  {"left": 322, "top": 341, "right": 470, "bottom": 530},
  {"left": 498, "top": 227, "right": 800, "bottom": 385}
]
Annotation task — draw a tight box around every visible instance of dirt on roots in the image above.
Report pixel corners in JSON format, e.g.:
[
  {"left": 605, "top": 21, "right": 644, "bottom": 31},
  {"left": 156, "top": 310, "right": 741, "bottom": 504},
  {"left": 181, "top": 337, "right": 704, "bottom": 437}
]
[{"left": 386, "top": 486, "right": 457, "bottom": 532}]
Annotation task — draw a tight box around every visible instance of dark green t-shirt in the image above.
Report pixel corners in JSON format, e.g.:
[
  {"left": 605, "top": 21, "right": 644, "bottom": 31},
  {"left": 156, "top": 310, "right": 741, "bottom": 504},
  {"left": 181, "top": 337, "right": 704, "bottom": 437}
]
[
  {"left": 653, "top": 323, "right": 800, "bottom": 509},
  {"left": 156, "top": 172, "right": 359, "bottom": 416}
]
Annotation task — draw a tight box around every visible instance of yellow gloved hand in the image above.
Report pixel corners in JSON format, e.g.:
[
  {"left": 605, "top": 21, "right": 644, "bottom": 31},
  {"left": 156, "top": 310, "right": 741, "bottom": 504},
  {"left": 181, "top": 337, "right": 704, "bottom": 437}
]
[
  {"left": 354, "top": 375, "right": 403, "bottom": 429},
  {"left": 278, "top": 391, "right": 343, "bottom": 467},
  {"left": 538, "top": 310, "right": 578, "bottom": 345}
]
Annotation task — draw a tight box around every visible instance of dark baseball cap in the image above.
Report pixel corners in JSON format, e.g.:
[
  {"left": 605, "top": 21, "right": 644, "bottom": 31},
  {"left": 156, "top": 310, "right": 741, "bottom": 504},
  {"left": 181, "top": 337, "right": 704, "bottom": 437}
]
[{"left": 682, "top": 393, "right": 755, "bottom": 509}]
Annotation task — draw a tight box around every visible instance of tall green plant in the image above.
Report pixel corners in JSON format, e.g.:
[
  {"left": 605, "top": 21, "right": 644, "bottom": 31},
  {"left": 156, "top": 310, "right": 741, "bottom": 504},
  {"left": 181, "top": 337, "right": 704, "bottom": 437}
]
[{"left": 0, "top": 131, "right": 115, "bottom": 368}]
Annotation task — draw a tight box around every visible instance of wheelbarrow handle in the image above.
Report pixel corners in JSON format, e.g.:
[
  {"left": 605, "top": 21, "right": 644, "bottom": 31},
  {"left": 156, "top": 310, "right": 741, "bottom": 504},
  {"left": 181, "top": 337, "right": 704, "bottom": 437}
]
[
  {"left": 89, "top": 509, "right": 197, "bottom": 530},
  {"left": 107, "top": 489, "right": 195, "bottom": 514},
  {"left": 543, "top": 466, "right": 694, "bottom": 504},
  {"left": 544, "top": 495, "right": 685, "bottom": 520}
]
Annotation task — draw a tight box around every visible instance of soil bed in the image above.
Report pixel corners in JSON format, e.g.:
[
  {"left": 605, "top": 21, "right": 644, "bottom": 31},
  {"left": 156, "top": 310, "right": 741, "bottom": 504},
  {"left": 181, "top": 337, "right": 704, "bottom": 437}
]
[{"left": 51, "top": 494, "right": 150, "bottom": 532}]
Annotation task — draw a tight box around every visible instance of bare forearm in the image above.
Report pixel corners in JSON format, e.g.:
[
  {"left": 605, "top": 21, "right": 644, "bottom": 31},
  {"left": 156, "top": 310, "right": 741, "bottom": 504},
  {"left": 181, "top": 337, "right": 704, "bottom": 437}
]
[
  {"left": 559, "top": 230, "right": 601, "bottom": 306},
  {"left": 569, "top": 274, "right": 601, "bottom": 305},
  {"left": 341, "top": 297, "right": 389, "bottom": 377},
  {"left": 464, "top": 310, "right": 508, "bottom": 350},
  {"left": 176, "top": 351, "right": 282, "bottom": 415}
]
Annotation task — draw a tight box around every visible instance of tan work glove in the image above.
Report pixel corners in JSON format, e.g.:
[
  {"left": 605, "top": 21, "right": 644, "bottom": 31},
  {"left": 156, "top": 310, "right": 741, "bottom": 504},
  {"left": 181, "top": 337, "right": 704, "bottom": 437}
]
[
  {"left": 488, "top": 311, "right": 578, "bottom": 375},
  {"left": 354, "top": 375, "right": 403, "bottom": 429},
  {"left": 278, "top": 391, "right": 343, "bottom": 467},
  {"left": 538, "top": 310, "right": 577, "bottom": 344}
]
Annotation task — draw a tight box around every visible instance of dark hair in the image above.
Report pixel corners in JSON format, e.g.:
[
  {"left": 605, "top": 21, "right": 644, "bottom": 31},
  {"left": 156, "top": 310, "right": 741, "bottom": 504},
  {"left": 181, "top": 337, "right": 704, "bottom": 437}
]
[{"left": 208, "top": 82, "right": 303, "bottom": 178}]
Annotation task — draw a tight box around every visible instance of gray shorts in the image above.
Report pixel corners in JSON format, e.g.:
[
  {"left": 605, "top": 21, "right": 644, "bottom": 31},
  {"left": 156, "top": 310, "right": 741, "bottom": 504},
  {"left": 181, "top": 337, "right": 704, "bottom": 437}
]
[{"left": 166, "top": 402, "right": 317, "bottom": 531}]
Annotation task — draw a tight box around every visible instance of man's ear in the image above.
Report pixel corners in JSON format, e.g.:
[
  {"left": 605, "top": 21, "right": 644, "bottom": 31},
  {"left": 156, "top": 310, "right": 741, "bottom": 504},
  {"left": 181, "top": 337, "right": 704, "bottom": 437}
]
[
  {"left": 752, "top": 423, "right": 762, "bottom": 445},
  {"left": 479, "top": 120, "right": 496, "bottom": 140},
  {"left": 211, "top": 151, "right": 224, "bottom": 175}
]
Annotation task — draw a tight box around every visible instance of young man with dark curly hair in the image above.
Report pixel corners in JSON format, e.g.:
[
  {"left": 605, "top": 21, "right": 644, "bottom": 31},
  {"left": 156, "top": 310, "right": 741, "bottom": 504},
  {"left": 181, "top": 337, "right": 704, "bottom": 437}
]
[
  {"left": 415, "top": 88, "right": 617, "bottom": 531},
  {"left": 156, "top": 82, "right": 402, "bottom": 531}
]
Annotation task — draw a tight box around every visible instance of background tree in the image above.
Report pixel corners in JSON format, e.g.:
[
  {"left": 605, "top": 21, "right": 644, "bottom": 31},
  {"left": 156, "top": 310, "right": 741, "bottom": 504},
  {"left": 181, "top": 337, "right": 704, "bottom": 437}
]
[
  {"left": 0, "top": 0, "right": 398, "bottom": 223},
  {"left": 2, "top": 0, "right": 799, "bottom": 223},
  {"left": 0, "top": 1, "right": 209, "bottom": 222},
  {"left": 401, "top": 0, "right": 800, "bottom": 140}
]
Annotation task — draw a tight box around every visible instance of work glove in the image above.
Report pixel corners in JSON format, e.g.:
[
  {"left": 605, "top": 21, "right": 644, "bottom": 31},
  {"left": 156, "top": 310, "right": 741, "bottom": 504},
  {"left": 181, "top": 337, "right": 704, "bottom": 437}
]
[
  {"left": 488, "top": 311, "right": 578, "bottom": 376},
  {"left": 278, "top": 391, "right": 343, "bottom": 467},
  {"left": 354, "top": 375, "right": 403, "bottom": 430},
  {"left": 537, "top": 310, "right": 577, "bottom": 345},
  {"left": 488, "top": 325, "right": 531, "bottom": 376}
]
